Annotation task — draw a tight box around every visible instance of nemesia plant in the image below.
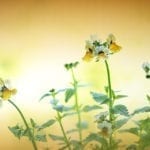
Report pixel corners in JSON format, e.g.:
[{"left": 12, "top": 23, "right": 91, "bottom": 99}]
[
  {"left": 0, "top": 78, "right": 38, "bottom": 150},
  {"left": 82, "top": 34, "right": 128, "bottom": 149},
  {"left": 1, "top": 34, "right": 149, "bottom": 150}
]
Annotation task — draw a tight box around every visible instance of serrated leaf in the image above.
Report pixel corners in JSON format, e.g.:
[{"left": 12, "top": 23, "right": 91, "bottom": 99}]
[
  {"left": 76, "top": 121, "right": 88, "bottom": 129},
  {"left": 8, "top": 125, "right": 27, "bottom": 139},
  {"left": 65, "top": 88, "right": 75, "bottom": 102},
  {"left": 119, "top": 128, "right": 139, "bottom": 136},
  {"left": 115, "top": 118, "right": 129, "bottom": 130},
  {"left": 82, "top": 105, "right": 102, "bottom": 112},
  {"left": 39, "top": 93, "right": 51, "bottom": 101},
  {"left": 84, "top": 133, "right": 108, "bottom": 146},
  {"left": 35, "top": 134, "right": 47, "bottom": 142},
  {"left": 131, "top": 106, "right": 150, "bottom": 116},
  {"left": 113, "top": 104, "right": 129, "bottom": 116},
  {"left": 38, "top": 119, "right": 56, "bottom": 131},
  {"left": 49, "top": 134, "right": 64, "bottom": 141},
  {"left": 91, "top": 92, "right": 109, "bottom": 104}
]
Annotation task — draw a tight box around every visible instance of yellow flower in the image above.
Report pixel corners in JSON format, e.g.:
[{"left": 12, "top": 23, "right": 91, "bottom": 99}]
[
  {"left": 109, "top": 42, "right": 121, "bottom": 53},
  {"left": 0, "top": 78, "right": 17, "bottom": 101},
  {"left": 82, "top": 51, "right": 94, "bottom": 62},
  {"left": 1, "top": 88, "right": 17, "bottom": 100}
]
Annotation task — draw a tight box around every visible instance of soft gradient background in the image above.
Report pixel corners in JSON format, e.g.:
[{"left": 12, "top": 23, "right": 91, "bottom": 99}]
[{"left": 0, "top": 0, "right": 150, "bottom": 149}]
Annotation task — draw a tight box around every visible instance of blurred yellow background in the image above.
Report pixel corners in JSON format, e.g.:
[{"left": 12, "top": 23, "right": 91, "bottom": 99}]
[{"left": 0, "top": 0, "right": 150, "bottom": 149}]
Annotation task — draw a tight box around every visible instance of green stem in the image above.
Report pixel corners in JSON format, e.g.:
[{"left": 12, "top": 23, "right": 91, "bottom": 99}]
[
  {"left": 8, "top": 100, "right": 38, "bottom": 150},
  {"left": 57, "top": 112, "right": 72, "bottom": 150},
  {"left": 71, "top": 68, "right": 83, "bottom": 148},
  {"left": 104, "top": 60, "right": 113, "bottom": 148},
  {"left": 52, "top": 93, "right": 71, "bottom": 150}
]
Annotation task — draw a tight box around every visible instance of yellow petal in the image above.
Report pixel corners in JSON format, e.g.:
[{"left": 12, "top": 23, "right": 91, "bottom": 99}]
[
  {"left": 11, "top": 89, "right": 17, "bottom": 95},
  {"left": 82, "top": 51, "right": 93, "bottom": 62},
  {"left": 109, "top": 42, "right": 121, "bottom": 53},
  {"left": 98, "top": 52, "right": 108, "bottom": 59},
  {"left": 1, "top": 89, "right": 12, "bottom": 100}
]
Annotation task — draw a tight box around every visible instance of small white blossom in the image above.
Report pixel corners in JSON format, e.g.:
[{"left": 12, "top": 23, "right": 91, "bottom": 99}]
[
  {"left": 95, "top": 111, "right": 108, "bottom": 121},
  {"left": 107, "top": 34, "right": 116, "bottom": 44},
  {"left": 97, "top": 121, "right": 112, "bottom": 137},
  {"left": 90, "top": 34, "right": 101, "bottom": 43}
]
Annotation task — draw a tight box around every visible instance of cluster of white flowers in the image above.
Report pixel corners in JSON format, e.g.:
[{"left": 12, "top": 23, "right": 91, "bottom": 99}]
[
  {"left": 95, "top": 111, "right": 112, "bottom": 137},
  {"left": 83, "top": 34, "right": 121, "bottom": 62}
]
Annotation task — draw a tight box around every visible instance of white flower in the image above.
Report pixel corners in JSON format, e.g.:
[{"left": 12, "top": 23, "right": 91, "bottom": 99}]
[
  {"left": 90, "top": 34, "right": 101, "bottom": 43},
  {"left": 85, "top": 40, "right": 94, "bottom": 51},
  {"left": 95, "top": 111, "right": 108, "bottom": 121},
  {"left": 95, "top": 45, "right": 105, "bottom": 54},
  {"left": 97, "top": 121, "right": 112, "bottom": 137},
  {"left": 107, "top": 34, "right": 116, "bottom": 44}
]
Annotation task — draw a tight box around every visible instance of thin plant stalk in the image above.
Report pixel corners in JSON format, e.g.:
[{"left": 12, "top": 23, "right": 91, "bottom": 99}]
[
  {"left": 8, "top": 100, "right": 38, "bottom": 150},
  {"left": 104, "top": 60, "right": 113, "bottom": 148},
  {"left": 70, "top": 68, "right": 83, "bottom": 148},
  {"left": 51, "top": 93, "right": 71, "bottom": 150}
]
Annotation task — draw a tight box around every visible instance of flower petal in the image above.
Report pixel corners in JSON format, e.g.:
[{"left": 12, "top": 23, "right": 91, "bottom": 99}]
[
  {"left": 109, "top": 42, "right": 121, "bottom": 53},
  {"left": 82, "top": 51, "right": 93, "bottom": 62}
]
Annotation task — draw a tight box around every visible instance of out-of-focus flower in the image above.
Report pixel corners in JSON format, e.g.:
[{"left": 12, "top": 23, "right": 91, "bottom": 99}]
[
  {"left": 97, "top": 121, "right": 112, "bottom": 137},
  {"left": 142, "top": 62, "right": 150, "bottom": 78},
  {"left": 82, "top": 34, "right": 121, "bottom": 62},
  {"left": 0, "top": 78, "right": 17, "bottom": 101},
  {"left": 95, "top": 111, "right": 108, "bottom": 123}
]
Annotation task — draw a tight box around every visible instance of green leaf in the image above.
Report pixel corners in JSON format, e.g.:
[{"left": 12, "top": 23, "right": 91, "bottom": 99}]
[
  {"left": 84, "top": 133, "right": 108, "bottom": 146},
  {"left": 76, "top": 121, "right": 88, "bottom": 130},
  {"left": 146, "top": 95, "right": 150, "bottom": 102},
  {"left": 131, "top": 106, "right": 150, "bottom": 116},
  {"left": 70, "top": 140, "right": 81, "bottom": 149},
  {"left": 91, "top": 92, "right": 109, "bottom": 104},
  {"left": 8, "top": 125, "right": 27, "bottom": 139},
  {"left": 63, "top": 106, "right": 74, "bottom": 111},
  {"left": 114, "top": 95, "right": 128, "bottom": 100},
  {"left": 30, "top": 118, "right": 37, "bottom": 128},
  {"left": 53, "top": 104, "right": 64, "bottom": 112},
  {"left": 140, "top": 133, "right": 150, "bottom": 148},
  {"left": 113, "top": 104, "right": 129, "bottom": 116},
  {"left": 35, "top": 134, "right": 47, "bottom": 142},
  {"left": 65, "top": 88, "right": 75, "bottom": 102},
  {"left": 62, "top": 112, "right": 77, "bottom": 118},
  {"left": 38, "top": 119, "right": 56, "bottom": 131},
  {"left": 119, "top": 128, "right": 139, "bottom": 136},
  {"left": 66, "top": 129, "right": 78, "bottom": 134},
  {"left": 49, "top": 134, "right": 64, "bottom": 141},
  {"left": 39, "top": 93, "right": 51, "bottom": 101},
  {"left": 139, "top": 117, "right": 150, "bottom": 133},
  {"left": 82, "top": 105, "right": 102, "bottom": 112},
  {"left": 115, "top": 118, "right": 129, "bottom": 130}
]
